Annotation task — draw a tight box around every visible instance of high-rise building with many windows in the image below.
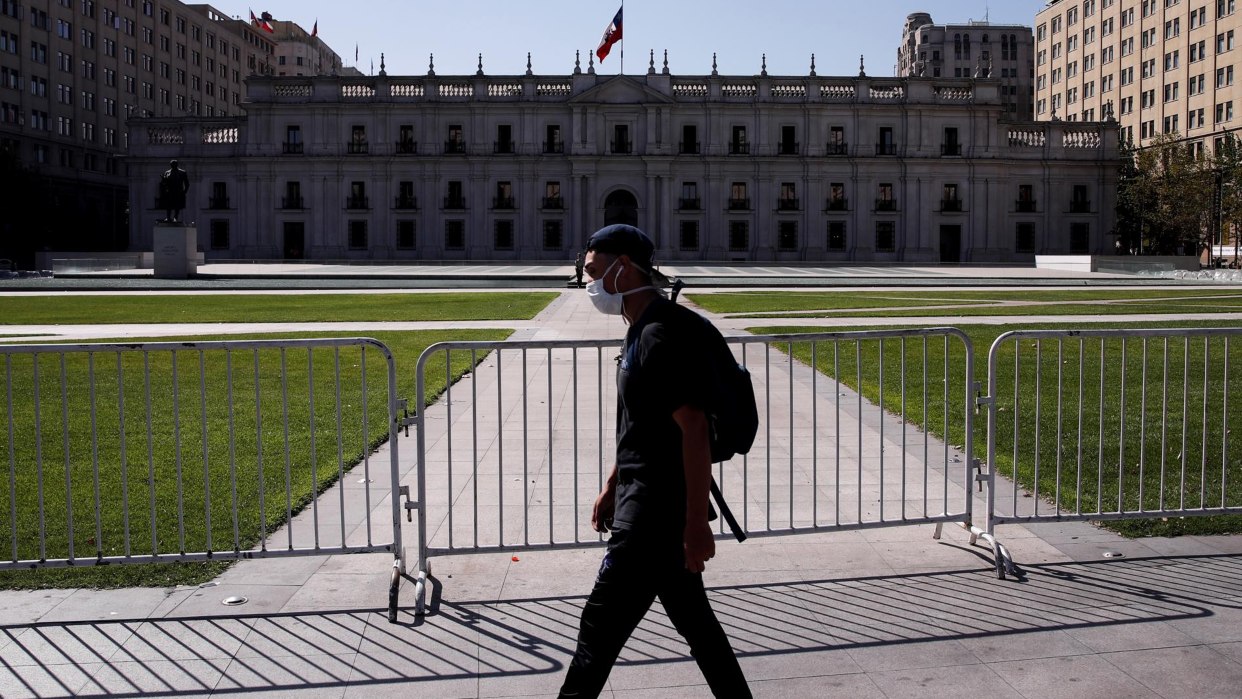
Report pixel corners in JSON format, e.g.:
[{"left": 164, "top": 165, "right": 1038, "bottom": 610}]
[
  {"left": 897, "top": 12, "right": 1036, "bottom": 119},
  {"left": 0, "top": 1, "right": 342, "bottom": 267},
  {"left": 1035, "top": 0, "right": 1242, "bottom": 155}
]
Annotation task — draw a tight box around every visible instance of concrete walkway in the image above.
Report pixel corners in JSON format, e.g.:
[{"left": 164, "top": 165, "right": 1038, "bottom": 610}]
[{"left": 2, "top": 281, "right": 1242, "bottom": 697}]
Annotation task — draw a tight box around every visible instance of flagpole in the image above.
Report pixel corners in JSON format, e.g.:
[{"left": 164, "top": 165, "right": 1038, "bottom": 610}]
[{"left": 619, "top": 0, "right": 624, "bottom": 74}]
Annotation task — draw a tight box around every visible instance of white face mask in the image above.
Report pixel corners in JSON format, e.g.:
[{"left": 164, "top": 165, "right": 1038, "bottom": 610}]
[{"left": 586, "top": 258, "right": 655, "bottom": 316}]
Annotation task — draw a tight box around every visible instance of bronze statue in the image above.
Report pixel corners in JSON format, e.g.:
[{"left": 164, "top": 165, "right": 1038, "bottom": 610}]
[{"left": 158, "top": 159, "right": 190, "bottom": 223}]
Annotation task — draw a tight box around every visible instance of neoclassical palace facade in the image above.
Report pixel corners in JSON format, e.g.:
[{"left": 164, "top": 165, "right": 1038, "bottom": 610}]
[{"left": 127, "top": 65, "right": 1121, "bottom": 263}]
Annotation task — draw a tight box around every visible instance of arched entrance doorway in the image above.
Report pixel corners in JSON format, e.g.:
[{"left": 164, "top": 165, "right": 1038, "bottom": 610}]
[{"left": 603, "top": 189, "right": 638, "bottom": 227}]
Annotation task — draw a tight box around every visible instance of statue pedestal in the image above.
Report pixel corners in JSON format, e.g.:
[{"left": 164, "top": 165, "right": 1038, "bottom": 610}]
[{"left": 153, "top": 224, "right": 198, "bottom": 279}]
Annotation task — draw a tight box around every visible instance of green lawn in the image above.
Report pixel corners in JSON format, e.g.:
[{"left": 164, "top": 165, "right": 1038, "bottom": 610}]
[
  {"left": 690, "top": 289, "right": 1242, "bottom": 318},
  {"left": 0, "top": 329, "right": 512, "bottom": 589},
  {"left": 0, "top": 292, "right": 558, "bottom": 324},
  {"left": 756, "top": 320, "right": 1242, "bottom": 537}
]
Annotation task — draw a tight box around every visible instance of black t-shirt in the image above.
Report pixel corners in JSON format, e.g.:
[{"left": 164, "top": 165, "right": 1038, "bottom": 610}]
[{"left": 611, "top": 298, "right": 714, "bottom": 535}]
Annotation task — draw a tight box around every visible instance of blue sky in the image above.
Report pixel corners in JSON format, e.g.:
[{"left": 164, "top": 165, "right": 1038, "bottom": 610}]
[{"left": 228, "top": 1, "right": 1049, "bottom": 77}]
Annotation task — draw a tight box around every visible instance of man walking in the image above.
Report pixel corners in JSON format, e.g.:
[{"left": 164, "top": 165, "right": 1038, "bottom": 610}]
[{"left": 560, "top": 224, "right": 751, "bottom": 698}]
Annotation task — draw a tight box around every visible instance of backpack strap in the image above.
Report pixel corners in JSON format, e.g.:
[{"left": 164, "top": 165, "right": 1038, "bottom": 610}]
[{"left": 710, "top": 477, "right": 747, "bottom": 543}]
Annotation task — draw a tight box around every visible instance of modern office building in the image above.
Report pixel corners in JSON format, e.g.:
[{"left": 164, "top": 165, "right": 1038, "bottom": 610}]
[
  {"left": 897, "top": 12, "right": 1036, "bottom": 119},
  {"left": 125, "top": 64, "right": 1120, "bottom": 264},
  {"left": 0, "top": 1, "right": 333, "bottom": 266},
  {"left": 1035, "top": 0, "right": 1242, "bottom": 155}
]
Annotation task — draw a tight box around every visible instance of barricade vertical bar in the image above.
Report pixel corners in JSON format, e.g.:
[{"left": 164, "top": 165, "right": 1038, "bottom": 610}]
[
  {"left": 89, "top": 354, "right": 102, "bottom": 558},
  {"left": 1012, "top": 346, "right": 1020, "bottom": 512},
  {"left": 1054, "top": 340, "right": 1063, "bottom": 515},
  {"left": 900, "top": 337, "right": 907, "bottom": 521},
  {"left": 1139, "top": 339, "right": 1149, "bottom": 510},
  {"left": 1096, "top": 340, "right": 1105, "bottom": 515},
  {"left": 254, "top": 350, "right": 267, "bottom": 548},
  {"left": 787, "top": 341, "right": 794, "bottom": 527},
  {"left": 1221, "top": 337, "right": 1230, "bottom": 509},
  {"left": 1033, "top": 339, "right": 1042, "bottom": 517},
  {"left": 833, "top": 340, "right": 840, "bottom": 527},
  {"left": 116, "top": 352, "right": 128, "bottom": 557},
  {"left": 60, "top": 355, "right": 73, "bottom": 561},
  {"left": 6, "top": 355, "right": 16, "bottom": 562},
  {"left": 942, "top": 336, "right": 949, "bottom": 513},
  {"left": 765, "top": 343, "right": 772, "bottom": 530},
  {"left": 496, "top": 349, "right": 505, "bottom": 545},
  {"left": 811, "top": 340, "right": 818, "bottom": 526},
  {"left": 172, "top": 351, "right": 185, "bottom": 553},
  {"left": 281, "top": 349, "right": 293, "bottom": 550},
  {"left": 199, "top": 351, "right": 211, "bottom": 552},
  {"left": 522, "top": 348, "right": 529, "bottom": 545},
  {"left": 1076, "top": 340, "right": 1085, "bottom": 515},
  {"left": 879, "top": 338, "right": 885, "bottom": 522},
  {"left": 334, "top": 348, "right": 345, "bottom": 547},
  {"left": 1180, "top": 338, "right": 1189, "bottom": 511},
  {"left": 922, "top": 338, "right": 929, "bottom": 518},
  {"left": 742, "top": 343, "right": 750, "bottom": 530},
  {"left": 595, "top": 347, "right": 603, "bottom": 542},
  {"left": 470, "top": 349, "right": 479, "bottom": 548},
  {"left": 144, "top": 352, "right": 156, "bottom": 554},
  {"left": 1201, "top": 339, "right": 1209, "bottom": 508},
  {"left": 33, "top": 355, "right": 44, "bottom": 561},
  {"left": 227, "top": 350, "right": 240, "bottom": 551},
  {"left": 571, "top": 347, "right": 577, "bottom": 541},
  {"left": 1159, "top": 340, "right": 1169, "bottom": 512},
  {"left": 308, "top": 348, "right": 319, "bottom": 549},
  {"left": 361, "top": 346, "right": 371, "bottom": 545},
  {"left": 1217, "top": 335, "right": 1227, "bottom": 506},
  {"left": 445, "top": 349, "right": 453, "bottom": 550},
  {"left": 1118, "top": 338, "right": 1127, "bottom": 513},
  {"left": 856, "top": 340, "right": 863, "bottom": 522},
  {"left": 546, "top": 346, "right": 554, "bottom": 542}
]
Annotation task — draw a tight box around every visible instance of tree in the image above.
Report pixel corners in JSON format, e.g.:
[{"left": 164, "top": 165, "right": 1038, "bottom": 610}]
[
  {"left": 1120, "top": 134, "right": 1215, "bottom": 254},
  {"left": 1114, "top": 138, "right": 1149, "bottom": 253},
  {"left": 1213, "top": 133, "right": 1242, "bottom": 262}
]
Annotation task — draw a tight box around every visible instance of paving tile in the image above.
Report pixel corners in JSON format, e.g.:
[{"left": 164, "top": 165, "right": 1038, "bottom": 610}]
[
  {"left": 0, "top": 621, "right": 136, "bottom": 667},
  {"left": 115, "top": 616, "right": 253, "bottom": 662},
  {"left": 214, "top": 652, "right": 356, "bottom": 693},
  {"left": 0, "top": 589, "right": 76, "bottom": 626},
  {"left": 844, "top": 638, "right": 984, "bottom": 673},
  {"left": 868, "top": 662, "right": 1025, "bottom": 699},
  {"left": 214, "top": 554, "right": 328, "bottom": 586},
  {"left": 990, "top": 655, "right": 1164, "bottom": 699},
  {"left": 1101, "top": 644, "right": 1242, "bottom": 699},
  {"left": 956, "top": 629, "right": 1096, "bottom": 663},
  {"left": 745, "top": 671, "right": 887, "bottom": 699},
  {"left": 234, "top": 611, "right": 368, "bottom": 659},
  {"left": 39, "top": 587, "right": 172, "bottom": 623},
  {"left": 162, "top": 581, "right": 300, "bottom": 618},
  {"left": 78, "top": 657, "right": 229, "bottom": 696},
  {"left": 279, "top": 570, "right": 393, "bottom": 612},
  {"left": 1166, "top": 601, "right": 1242, "bottom": 643},
  {"left": 1063, "top": 618, "right": 1200, "bottom": 653},
  {"left": 1212, "top": 641, "right": 1242, "bottom": 664},
  {"left": 607, "top": 657, "right": 714, "bottom": 692},
  {"left": 736, "top": 647, "right": 864, "bottom": 682},
  {"left": 0, "top": 661, "right": 101, "bottom": 699}
]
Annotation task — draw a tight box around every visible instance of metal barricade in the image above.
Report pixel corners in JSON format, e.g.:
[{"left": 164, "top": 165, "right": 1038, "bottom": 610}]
[
  {"left": 405, "top": 328, "right": 980, "bottom": 614},
  {"left": 0, "top": 338, "right": 407, "bottom": 621},
  {"left": 982, "top": 328, "right": 1242, "bottom": 577}
]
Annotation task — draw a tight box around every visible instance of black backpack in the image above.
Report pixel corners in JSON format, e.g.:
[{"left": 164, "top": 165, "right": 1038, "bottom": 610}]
[{"left": 672, "top": 280, "right": 755, "bottom": 542}]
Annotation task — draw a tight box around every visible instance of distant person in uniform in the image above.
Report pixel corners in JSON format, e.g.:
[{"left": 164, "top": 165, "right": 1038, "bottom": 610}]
[
  {"left": 574, "top": 251, "right": 585, "bottom": 288},
  {"left": 158, "top": 160, "right": 191, "bottom": 223}
]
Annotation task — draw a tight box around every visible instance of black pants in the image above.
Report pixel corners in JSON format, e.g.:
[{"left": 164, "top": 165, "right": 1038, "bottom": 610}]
[{"left": 558, "top": 528, "right": 751, "bottom": 698}]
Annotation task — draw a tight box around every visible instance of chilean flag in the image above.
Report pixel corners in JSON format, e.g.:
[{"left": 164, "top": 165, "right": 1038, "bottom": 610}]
[
  {"left": 249, "top": 9, "right": 274, "bottom": 33},
  {"left": 596, "top": 7, "right": 622, "bottom": 62}
]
